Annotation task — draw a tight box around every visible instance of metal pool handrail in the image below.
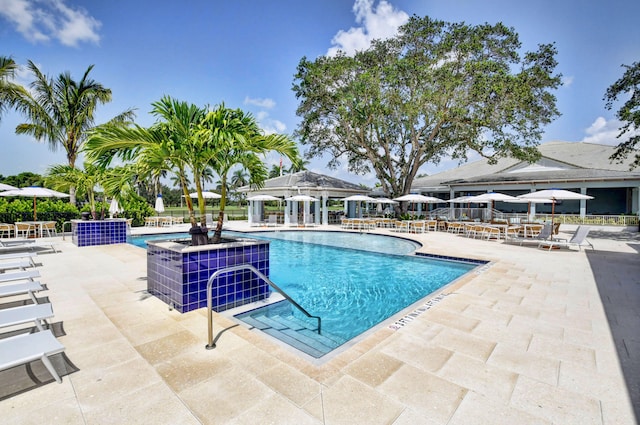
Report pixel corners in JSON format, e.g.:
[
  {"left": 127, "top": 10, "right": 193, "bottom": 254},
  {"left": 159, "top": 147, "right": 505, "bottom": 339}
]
[{"left": 205, "top": 264, "right": 321, "bottom": 349}]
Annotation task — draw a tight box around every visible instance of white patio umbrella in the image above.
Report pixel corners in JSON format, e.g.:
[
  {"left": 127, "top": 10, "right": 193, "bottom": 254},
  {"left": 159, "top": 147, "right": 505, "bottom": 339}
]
[
  {"left": 505, "top": 196, "right": 555, "bottom": 220},
  {"left": 189, "top": 191, "right": 222, "bottom": 199},
  {"left": 0, "top": 183, "right": 18, "bottom": 191},
  {"left": 393, "top": 194, "right": 444, "bottom": 216},
  {"left": 154, "top": 194, "right": 165, "bottom": 214},
  {"left": 0, "top": 186, "right": 69, "bottom": 220},
  {"left": 519, "top": 189, "right": 594, "bottom": 223},
  {"left": 373, "top": 197, "right": 399, "bottom": 204},
  {"left": 340, "top": 195, "right": 378, "bottom": 202},
  {"left": 340, "top": 195, "right": 378, "bottom": 218},
  {"left": 285, "top": 194, "right": 318, "bottom": 202},
  {"left": 246, "top": 194, "right": 280, "bottom": 201},
  {"left": 464, "top": 192, "right": 518, "bottom": 203},
  {"left": 447, "top": 195, "right": 474, "bottom": 203},
  {"left": 463, "top": 192, "right": 519, "bottom": 220},
  {"left": 393, "top": 194, "right": 444, "bottom": 203}
]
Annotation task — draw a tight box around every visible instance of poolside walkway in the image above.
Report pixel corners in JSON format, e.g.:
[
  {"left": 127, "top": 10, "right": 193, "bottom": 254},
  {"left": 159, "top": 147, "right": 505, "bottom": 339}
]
[{"left": 0, "top": 223, "right": 638, "bottom": 424}]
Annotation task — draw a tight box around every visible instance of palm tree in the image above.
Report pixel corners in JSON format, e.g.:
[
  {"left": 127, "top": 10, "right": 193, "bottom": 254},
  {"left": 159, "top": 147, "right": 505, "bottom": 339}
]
[
  {"left": 197, "top": 105, "right": 300, "bottom": 243},
  {"left": 231, "top": 168, "right": 249, "bottom": 188},
  {"left": 0, "top": 56, "right": 27, "bottom": 123},
  {"left": 85, "top": 96, "right": 209, "bottom": 233},
  {"left": 11, "top": 61, "right": 135, "bottom": 205},
  {"left": 268, "top": 164, "right": 282, "bottom": 179},
  {"left": 288, "top": 158, "right": 310, "bottom": 173},
  {"left": 46, "top": 162, "right": 105, "bottom": 219}
]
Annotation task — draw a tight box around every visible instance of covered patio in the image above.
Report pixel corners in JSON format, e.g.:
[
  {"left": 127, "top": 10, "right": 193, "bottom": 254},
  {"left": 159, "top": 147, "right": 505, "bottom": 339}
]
[{"left": 237, "top": 171, "right": 367, "bottom": 226}]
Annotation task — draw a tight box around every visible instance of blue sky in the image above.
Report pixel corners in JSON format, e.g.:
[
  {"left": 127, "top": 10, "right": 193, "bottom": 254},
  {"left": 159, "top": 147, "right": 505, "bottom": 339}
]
[{"left": 1, "top": 0, "right": 639, "bottom": 187}]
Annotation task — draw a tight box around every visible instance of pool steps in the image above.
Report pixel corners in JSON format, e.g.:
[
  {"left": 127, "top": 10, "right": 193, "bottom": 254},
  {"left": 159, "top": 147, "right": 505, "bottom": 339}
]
[{"left": 236, "top": 303, "right": 346, "bottom": 358}]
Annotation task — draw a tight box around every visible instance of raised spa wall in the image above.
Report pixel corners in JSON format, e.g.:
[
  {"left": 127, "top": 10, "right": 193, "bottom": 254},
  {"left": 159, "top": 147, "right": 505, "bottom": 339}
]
[
  {"left": 146, "top": 237, "right": 271, "bottom": 313},
  {"left": 71, "top": 219, "right": 128, "bottom": 247}
]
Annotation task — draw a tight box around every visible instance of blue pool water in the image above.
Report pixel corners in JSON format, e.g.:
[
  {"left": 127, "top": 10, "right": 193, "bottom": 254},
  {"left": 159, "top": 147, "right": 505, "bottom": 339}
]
[{"left": 130, "top": 231, "right": 477, "bottom": 349}]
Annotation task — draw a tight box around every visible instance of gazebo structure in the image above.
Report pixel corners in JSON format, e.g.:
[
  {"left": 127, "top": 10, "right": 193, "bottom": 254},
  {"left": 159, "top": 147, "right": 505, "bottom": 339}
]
[{"left": 237, "top": 171, "right": 367, "bottom": 226}]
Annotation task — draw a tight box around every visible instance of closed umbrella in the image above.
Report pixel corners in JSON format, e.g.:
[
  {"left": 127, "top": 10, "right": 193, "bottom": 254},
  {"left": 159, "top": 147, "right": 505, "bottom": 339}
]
[
  {"left": 154, "top": 194, "right": 165, "bottom": 214},
  {"left": 109, "top": 199, "right": 123, "bottom": 218},
  {"left": 0, "top": 186, "right": 69, "bottom": 220}
]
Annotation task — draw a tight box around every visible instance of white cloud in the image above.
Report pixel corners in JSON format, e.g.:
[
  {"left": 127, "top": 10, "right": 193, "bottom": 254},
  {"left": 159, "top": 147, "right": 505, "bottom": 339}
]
[
  {"left": 244, "top": 96, "right": 275, "bottom": 109},
  {"left": 562, "top": 75, "right": 574, "bottom": 87},
  {"left": 580, "top": 116, "right": 639, "bottom": 146},
  {"left": 327, "top": 0, "right": 409, "bottom": 57},
  {"left": 0, "top": 0, "right": 100, "bottom": 47}
]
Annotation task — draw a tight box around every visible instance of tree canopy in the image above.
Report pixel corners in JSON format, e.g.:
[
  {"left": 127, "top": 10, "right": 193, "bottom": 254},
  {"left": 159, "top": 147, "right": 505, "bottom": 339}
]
[
  {"left": 605, "top": 61, "right": 640, "bottom": 169},
  {"left": 293, "top": 16, "right": 562, "bottom": 198}
]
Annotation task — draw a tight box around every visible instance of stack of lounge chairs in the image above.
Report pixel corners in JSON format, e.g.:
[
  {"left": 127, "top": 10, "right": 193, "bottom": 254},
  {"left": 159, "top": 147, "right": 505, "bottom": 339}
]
[{"left": 0, "top": 252, "right": 67, "bottom": 384}]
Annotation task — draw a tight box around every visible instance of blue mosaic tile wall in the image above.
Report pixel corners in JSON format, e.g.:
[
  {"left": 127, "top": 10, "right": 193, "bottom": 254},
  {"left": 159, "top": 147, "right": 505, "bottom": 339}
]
[
  {"left": 71, "top": 219, "right": 128, "bottom": 247},
  {"left": 147, "top": 239, "right": 271, "bottom": 313}
]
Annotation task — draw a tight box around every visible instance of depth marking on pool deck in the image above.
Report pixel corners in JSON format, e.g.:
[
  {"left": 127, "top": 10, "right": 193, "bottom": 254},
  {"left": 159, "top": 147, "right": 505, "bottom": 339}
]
[{"left": 388, "top": 293, "right": 447, "bottom": 330}]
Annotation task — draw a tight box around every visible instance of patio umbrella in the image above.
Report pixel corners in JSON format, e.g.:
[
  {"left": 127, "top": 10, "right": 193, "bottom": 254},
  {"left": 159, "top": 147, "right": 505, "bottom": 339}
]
[
  {"left": 0, "top": 183, "right": 18, "bottom": 191},
  {"left": 0, "top": 186, "right": 69, "bottom": 220},
  {"left": 393, "top": 194, "right": 444, "bottom": 203},
  {"left": 340, "top": 195, "right": 378, "bottom": 202},
  {"left": 505, "top": 196, "right": 554, "bottom": 220},
  {"left": 189, "top": 191, "right": 222, "bottom": 199},
  {"left": 394, "top": 194, "right": 444, "bottom": 216},
  {"left": 285, "top": 194, "right": 318, "bottom": 202},
  {"left": 373, "top": 197, "right": 399, "bottom": 205},
  {"left": 246, "top": 194, "right": 280, "bottom": 201},
  {"left": 154, "top": 194, "right": 165, "bottom": 214},
  {"left": 519, "top": 189, "right": 594, "bottom": 223},
  {"left": 464, "top": 192, "right": 518, "bottom": 220}
]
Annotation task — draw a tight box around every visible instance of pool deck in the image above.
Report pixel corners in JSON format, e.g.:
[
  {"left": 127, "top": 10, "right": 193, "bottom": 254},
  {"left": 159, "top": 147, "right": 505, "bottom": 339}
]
[{"left": 1, "top": 222, "right": 638, "bottom": 424}]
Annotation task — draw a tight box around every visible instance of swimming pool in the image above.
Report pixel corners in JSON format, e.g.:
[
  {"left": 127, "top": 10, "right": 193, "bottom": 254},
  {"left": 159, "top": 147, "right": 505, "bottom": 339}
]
[{"left": 131, "top": 231, "right": 478, "bottom": 357}]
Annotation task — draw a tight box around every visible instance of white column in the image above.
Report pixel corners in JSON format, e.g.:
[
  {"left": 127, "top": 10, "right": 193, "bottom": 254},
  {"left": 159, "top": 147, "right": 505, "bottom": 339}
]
[
  {"left": 247, "top": 201, "right": 253, "bottom": 226},
  {"left": 580, "top": 187, "right": 588, "bottom": 217},
  {"left": 303, "top": 201, "right": 310, "bottom": 224},
  {"left": 315, "top": 200, "right": 321, "bottom": 225},
  {"left": 284, "top": 201, "right": 290, "bottom": 225},
  {"left": 322, "top": 194, "right": 328, "bottom": 225}
]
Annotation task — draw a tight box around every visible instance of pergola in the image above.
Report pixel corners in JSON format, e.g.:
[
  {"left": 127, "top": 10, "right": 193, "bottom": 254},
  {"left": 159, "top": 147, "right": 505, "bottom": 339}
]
[{"left": 236, "top": 171, "right": 368, "bottom": 225}]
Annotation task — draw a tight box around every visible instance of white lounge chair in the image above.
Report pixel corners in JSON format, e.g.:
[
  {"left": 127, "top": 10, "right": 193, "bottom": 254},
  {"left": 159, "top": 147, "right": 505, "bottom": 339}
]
[
  {"left": 0, "top": 303, "right": 54, "bottom": 331},
  {"left": 266, "top": 215, "right": 279, "bottom": 227},
  {"left": 538, "top": 225, "right": 594, "bottom": 251},
  {"left": 0, "top": 252, "right": 38, "bottom": 267},
  {"left": 0, "top": 238, "right": 57, "bottom": 253},
  {"left": 506, "top": 223, "right": 553, "bottom": 245},
  {"left": 0, "top": 259, "right": 34, "bottom": 272},
  {"left": 0, "top": 281, "right": 45, "bottom": 304},
  {"left": 0, "top": 269, "right": 40, "bottom": 284},
  {"left": 0, "top": 330, "right": 65, "bottom": 383}
]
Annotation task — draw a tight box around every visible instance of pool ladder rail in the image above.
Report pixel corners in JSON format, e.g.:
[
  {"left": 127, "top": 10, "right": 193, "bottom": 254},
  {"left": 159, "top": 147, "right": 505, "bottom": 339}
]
[{"left": 205, "top": 264, "right": 321, "bottom": 349}]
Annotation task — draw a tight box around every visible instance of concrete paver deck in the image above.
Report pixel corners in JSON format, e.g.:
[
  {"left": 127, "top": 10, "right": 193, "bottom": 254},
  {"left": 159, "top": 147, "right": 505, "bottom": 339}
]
[{"left": 0, "top": 223, "right": 637, "bottom": 424}]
